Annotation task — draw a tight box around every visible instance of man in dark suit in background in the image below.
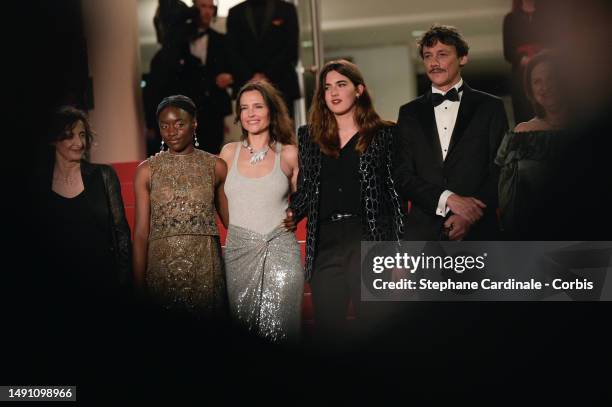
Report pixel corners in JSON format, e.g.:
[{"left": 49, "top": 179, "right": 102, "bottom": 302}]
[
  {"left": 394, "top": 25, "right": 508, "bottom": 241},
  {"left": 145, "top": 0, "right": 233, "bottom": 154},
  {"left": 226, "top": 0, "right": 300, "bottom": 117}
]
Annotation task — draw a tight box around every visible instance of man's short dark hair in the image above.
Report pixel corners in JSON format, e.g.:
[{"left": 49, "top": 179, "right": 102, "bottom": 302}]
[{"left": 417, "top": 24, "right": 469, "bottom": 59}]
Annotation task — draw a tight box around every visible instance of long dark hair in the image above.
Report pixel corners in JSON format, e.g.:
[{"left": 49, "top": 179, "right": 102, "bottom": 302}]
[
  {"left": 234, "top": 81, "right": 296, "bottom": 146},
  {"left": 49, "top": 106, "right": 95, "bottom": 162},
  {"left": 309, "top": 59, "right": 392, "bottom": 158}
]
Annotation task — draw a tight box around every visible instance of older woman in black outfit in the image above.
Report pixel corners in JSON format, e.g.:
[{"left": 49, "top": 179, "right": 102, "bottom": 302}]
[
  {"left": 45, "top": 107, "right": 132, "bottom": 295},
  {"left": 285, "top": 60, "right": 404, "bottom": 346}
]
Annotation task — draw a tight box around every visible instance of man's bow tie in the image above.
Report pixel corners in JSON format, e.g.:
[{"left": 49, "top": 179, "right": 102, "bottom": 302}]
[{"left": 432, "top": 86, "right": 463, "bottom": 107}]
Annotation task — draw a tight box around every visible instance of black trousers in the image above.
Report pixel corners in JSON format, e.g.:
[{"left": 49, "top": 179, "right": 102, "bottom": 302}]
[{"left": 310, "top": 218, "right": 362, "bottom": 346}]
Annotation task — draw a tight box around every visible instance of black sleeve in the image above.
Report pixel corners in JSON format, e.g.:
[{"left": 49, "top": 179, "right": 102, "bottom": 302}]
[
  {"left": 102, "top": 166, "right": 133, "bottom": 288},
  {"left": 289, "top": 126, "right": 310, "bottom": 222},
  {"left": 384, "top": 127, "right": 405, "bottom": 239},
  {"left": 393, "top": 106, "right": 445, "bottom": 215},
  {"left": 226, "top": 7, "right": 254, "bottom": 88},
  {"left": 213, "top": 33, "right": 230, "bottom": 77},
  {"left": 262, "top": 3, "right": 299, "bottom": 79},
  {"left": 503, "top": 12, "right": 524, "bottom": 67},
  {"left": 474, "top": 99, "right": 509, "bottom": 209},
  {"left": 205, "top": 33, "right": 229, "bottom": 90}
]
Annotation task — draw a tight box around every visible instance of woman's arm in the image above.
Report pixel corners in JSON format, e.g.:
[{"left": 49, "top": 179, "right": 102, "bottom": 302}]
[
  {"left": 214, "top": 157, "right": 229, "bottom": 229},
  {"left": 132, "top": 161, "right": 151, "bottom": 289},
  {"left": 288, "top": 127, "right": 310, "bottom": 221},
  {"left": 281, "top": 143, "right": 300, "bottom": 193}
]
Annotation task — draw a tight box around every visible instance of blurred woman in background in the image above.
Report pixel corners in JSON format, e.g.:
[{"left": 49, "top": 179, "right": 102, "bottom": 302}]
[
  {"left": 503, "top": 0, "right": 543, "bottom": 124},
  {"left": 496, "top": 51, "right": 570, "bottom": 239}
]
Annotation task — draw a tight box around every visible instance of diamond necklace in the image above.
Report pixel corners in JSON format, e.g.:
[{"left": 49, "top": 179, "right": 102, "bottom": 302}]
[{"left": 242, "top": 139, "right": 275, "bottom": 165}]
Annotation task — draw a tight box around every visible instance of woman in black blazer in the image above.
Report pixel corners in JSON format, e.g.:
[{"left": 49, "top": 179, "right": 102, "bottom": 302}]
[{"left": 285, "top": 60, "right": 404, "bottom": 346}]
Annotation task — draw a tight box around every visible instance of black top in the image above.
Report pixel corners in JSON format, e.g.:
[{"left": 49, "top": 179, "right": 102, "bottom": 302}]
[
  {"left": 318, "top": 134, "right": 361, "bottom": 221},
  {"left": 48, "top": 190, "right": 115, "bottom": 290}
]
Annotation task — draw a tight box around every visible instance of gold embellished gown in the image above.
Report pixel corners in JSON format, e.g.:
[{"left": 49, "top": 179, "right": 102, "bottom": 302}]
[{"left": 145, "top": 150, "right": 227, "bottom": 319}]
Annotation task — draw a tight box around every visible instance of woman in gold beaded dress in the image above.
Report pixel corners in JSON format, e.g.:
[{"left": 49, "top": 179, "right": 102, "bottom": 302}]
[{"left": 133, "top": 95, "right": 229, "bottom": 319}]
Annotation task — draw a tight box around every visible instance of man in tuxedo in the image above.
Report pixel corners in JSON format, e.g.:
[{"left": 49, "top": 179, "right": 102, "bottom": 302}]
[
  {"left": 394, "top": 25, "right": 508, "bottom": 240},
  {"left": 144, "top": 0, "right": 233, "bottom": 154},
  {"left": 226, "top": 0, "right": 300, "bottom": 117}
]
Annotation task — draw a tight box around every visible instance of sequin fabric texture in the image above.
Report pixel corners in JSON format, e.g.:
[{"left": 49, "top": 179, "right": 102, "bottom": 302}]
[
  {"left": 225, "top": 225, "right": 303, "bottom": 343},
  {"left": 290, "top": 125, "right": 405, "bottom": 281},
  {"left": 145, "top": 150, "right": 227, "bottom": 318}
]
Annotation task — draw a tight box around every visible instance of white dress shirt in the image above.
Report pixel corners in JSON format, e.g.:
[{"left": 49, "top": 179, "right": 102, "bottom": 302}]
[{"left": 433, "top": 79, "right": 463, "bottom": 217}]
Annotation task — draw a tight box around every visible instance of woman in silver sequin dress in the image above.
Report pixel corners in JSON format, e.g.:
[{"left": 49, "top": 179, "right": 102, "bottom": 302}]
[
  {"left": 133, "top": 95, "right": 229, "bottom": 319},
  {"left": 219, "top": 81, "right": 303, "bottom": 343}
]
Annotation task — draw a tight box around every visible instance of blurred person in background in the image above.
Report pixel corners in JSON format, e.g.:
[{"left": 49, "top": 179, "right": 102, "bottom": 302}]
[
  {"left": 144, "top": 0, "right": 233, "bottom": 155},
  {"left": 226, "top": 0, "right": 300, "bottom": 118},
  {"left": 503, "top": 0, "right": 543, "bottom": 124},
  {"left": 496, "top": 50, "right": 570, "bottom": 239},
  {"left": 532, "top": 0, "right": 612, "bottom": 239}
]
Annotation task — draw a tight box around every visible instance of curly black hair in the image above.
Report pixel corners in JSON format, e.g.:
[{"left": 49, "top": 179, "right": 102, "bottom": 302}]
[{"left": 417, "top": 24, "right": 469, "bottom": 59}]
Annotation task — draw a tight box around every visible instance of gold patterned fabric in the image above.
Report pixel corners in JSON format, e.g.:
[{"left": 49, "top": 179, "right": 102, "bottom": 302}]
[{"left": 145, "top": 150, "right": 227, "bottom": 318}]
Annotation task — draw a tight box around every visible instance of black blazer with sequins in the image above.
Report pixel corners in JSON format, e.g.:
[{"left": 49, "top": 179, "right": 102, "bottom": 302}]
[{"left": 289, "top": 125, "right": 404, "bottom": 281}]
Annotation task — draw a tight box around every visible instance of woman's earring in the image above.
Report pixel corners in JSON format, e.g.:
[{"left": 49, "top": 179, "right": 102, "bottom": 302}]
[
  {"left": 160, "top": 140, "right": 165, "bottom": 151},
  {"left": 194, "top": 133, "right": 200, "bottom": 147}
]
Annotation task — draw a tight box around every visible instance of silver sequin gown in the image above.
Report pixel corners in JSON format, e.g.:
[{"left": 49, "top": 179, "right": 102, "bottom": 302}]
[{"left": 223, "top": 143, "right": 304, "bottom": 343}]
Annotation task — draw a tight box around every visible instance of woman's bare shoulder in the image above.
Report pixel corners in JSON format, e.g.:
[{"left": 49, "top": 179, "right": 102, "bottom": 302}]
[{"left": 514, "top": 118, "right": 547, "bottom": 132}]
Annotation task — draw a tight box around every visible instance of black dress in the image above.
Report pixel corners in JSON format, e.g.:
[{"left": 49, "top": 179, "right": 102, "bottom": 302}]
[
  {"left": 48, "top": 190, "right": 116, "bottom": 292},
  {"left": 43, "top": 162, "right": 132, "bottom": 301},
  {"left": 496, "top": 130, "right": 564, "bottom": 239}
]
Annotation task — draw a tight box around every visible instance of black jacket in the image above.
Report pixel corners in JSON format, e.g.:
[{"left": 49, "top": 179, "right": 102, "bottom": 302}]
[
  {"left": 226, "top": 0, "right": 300, "bottom": 101},
  {"left": 290, "top": 125, "right": 404, "bottom": 281},
  {"left": 394, "top": 83, "right": 508, "bottom": 240},
  {"left": 46, "top": 160, "right": 133, "bottom": 288},
  {"left": 145, "top": 26, "right": 232, "bottom": 129}
]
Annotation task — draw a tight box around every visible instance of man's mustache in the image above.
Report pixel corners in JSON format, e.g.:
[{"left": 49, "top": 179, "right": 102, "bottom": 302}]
[{"left": 429, "top": 68, "right": 446, "bottom": 73}]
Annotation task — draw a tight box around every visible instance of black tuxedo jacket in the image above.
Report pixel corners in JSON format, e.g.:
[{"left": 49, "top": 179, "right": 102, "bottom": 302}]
[
  {"left": 145, "top": 27, "right": 232, "bottom": 130},
  {"left": 174, "top": 28, "right": 232, "bottom": 118},
  {"left": 394, "top": 83, "right": 508, "bottom": 240},
  {"left": 226, "top": 0, "right": 300, "bottom": 101}
]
